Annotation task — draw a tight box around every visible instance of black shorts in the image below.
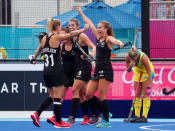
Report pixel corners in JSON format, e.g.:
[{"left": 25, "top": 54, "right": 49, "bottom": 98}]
[
  {"left": 44, "top": 73, "right": 67, "bottom": 88},
  {"left": 64, "top": 71, "right": 75, "bottom": 88},
  {"left": 75, "top": 67, "right": 92, "bottom": 82},
  {"left": 91, "top": 66, "right": 113, "bottom": 82}
]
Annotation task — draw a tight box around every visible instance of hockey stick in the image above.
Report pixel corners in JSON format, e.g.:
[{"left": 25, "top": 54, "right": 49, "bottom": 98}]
[
  {"left": 114, "top": 41, "right": 132, "bottom": 51},
  {"left": 74, "top": 35, "right": 95, "bottom": 67},
  {"left": 162, "top": 88, "right": 175, "bottom": 95},
  {"left": 124, "top": 72, "right": 143, "bottom": 123}
]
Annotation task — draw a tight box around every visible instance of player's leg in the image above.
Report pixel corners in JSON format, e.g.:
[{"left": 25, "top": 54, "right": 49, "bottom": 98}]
[
  {"left": 141, "top": 74, "right": 153, "bottom": 123},
  {"left": 53, "top": 85, "right": 71, "bottom": 128},
  {"left": 130, "top": 71, "right": 143, "bottom": 123},
  {"left": 96, "top": 79, "right": 111, "bottom": 128},
  {"left": 130, "top": 82, "right": 143, "bottom": 123},
  {"left": 86, "top": 80, "right": 101, "bottom": 124},
  {"left": 79, "top": 86, "right": 90, "bottom": 125},
  {"left": 47, "top": 86, "right": 69, "bottom": 125},
  {"left": 67, "top": 79, "right": 86, "bottom": 124},
  {"left": 31, "top": 87, "right": 53, "bottom": 127}
]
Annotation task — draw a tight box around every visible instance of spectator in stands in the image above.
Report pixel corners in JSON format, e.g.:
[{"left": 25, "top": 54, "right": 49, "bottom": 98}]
[
  {"left": 157, "top": 0, "right": 174, "bottom": 19},
  {"left": 0, "top": 46, "right": 8, "bottom": 59}
]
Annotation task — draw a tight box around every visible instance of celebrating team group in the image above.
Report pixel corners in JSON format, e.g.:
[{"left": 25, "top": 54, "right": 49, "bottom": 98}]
[{"left": 30, "top": 7, "right": 154, "bottom": 128}]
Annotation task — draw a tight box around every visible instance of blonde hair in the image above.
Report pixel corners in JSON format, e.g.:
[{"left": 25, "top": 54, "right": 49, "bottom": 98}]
[
  {"left": 100, "top": 21, "right": 114, "bottom": 37},
  {"left": 128, "top": 46, "right": 138, "bottom": 59},
  {"left": 47, "top": 18, "right": 61, "bottom": 32}
]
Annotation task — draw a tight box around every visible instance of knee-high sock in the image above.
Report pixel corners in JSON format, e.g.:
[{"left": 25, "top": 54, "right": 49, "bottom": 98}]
[
  {"left": 37, "top": 97, "right": 53, "bottom": 116},
  {"left": 53, "top": 98, "right": 62, "bottom": 123},
  {"left": 70, "top": 98, "right": 80, "bottom": 119},
  {"left": 89, "top": 96, "right": 102, "bottom": 114},
  {"left": 88, "top": 96, "right": 98, "bottom": 116},
  {"left": 142, "top": 97, "right": 151, "bottom": 118},
  {"left": 100, "top": 100, "right": 110, "bottom": 122},
  {"left": 134, "top": 97, "right": 142, "bottom": 118},
  {"left": 80, "top": 101, "right": 89, "bottom": 117}
]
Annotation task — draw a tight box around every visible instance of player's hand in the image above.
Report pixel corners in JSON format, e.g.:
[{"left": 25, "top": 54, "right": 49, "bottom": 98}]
[
  {"left": 76, "top": 7, "right": 82, "bottom": 13},
  {"left": 80, "top": 55, "right": 85, "bottom": 60},
  {"left": 127, "top": 61, "right": 135, "bottom": 72},
  {"left": 120, "top": 43, "right": 124, "bottom": 49},
  {"left": 84, "top": 24, "right": 89, "bottom": 31},
  {"left": 30, "top": 58, "right": 36, "bottom": 64},
  {"left": 29, "top": 55, "right": 36, "bottom": 64}
]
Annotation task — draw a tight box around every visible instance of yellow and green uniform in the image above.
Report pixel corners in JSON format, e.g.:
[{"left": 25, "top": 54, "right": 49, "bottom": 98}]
[
  {"left": 0, "top": 47, "right": 8, "bottom": 59},
  {"left": 133, "top": 50, "right": 154, "bottom": 82},
  {"left": 133, "top": 50, "right": 154, "bottom": 119}
]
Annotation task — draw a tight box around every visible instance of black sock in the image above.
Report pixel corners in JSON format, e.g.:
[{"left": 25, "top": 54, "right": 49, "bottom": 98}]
[
  {"left": 90, "top": 96, "right": 102, "bottom": 114},
  {"left": 88, "top": 96, "right": 98, "bottom": 116},
  {"left": 70, "top": 98, "right": 80, "bottom": 119},
  {"left": 37, "top": 97, "right": 53, "bottom": 116},
  {"left": 80, "top": 101, "right": 89, "bottom": 117},
  {"left": 100, "top": 100, "right": 110, "bottom": 122},
  {"left": 53, "top": 98, "right": 62, "bottom": 123}
]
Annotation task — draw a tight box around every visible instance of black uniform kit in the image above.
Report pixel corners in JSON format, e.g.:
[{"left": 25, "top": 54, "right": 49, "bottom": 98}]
[
  {"left": 61, "top": 43, "right": 75, "bottom": 87},
  {"left": 72, "top": 34, "right": 92, "bottom": 82},
  {"left": 91, "top": 38, "right": 113, "bottom": 82},
  {"left": 42, "top": 34, "right": 67, "bottom": 88}
]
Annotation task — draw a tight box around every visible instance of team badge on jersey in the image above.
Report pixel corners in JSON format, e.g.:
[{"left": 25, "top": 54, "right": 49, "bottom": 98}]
[
  {"left": 99, "top": 70, "right": 104, "bottom": 77},
  {"left": 76, "top": 70, "right": 82, "bottom": 78}
]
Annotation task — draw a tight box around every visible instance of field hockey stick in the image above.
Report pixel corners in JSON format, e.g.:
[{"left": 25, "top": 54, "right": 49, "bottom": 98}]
[
  {"left": 162, "top": 88, "right": 175, "bottom": 95},
  {"left": 124, "top": 72, "right": 143, "bottom": 123},
  {"left": 114, "top": 41, "right": 132, "bottom": 51},
  {"left": 74, "top": 37, "right": 95, "bottom": 67}
]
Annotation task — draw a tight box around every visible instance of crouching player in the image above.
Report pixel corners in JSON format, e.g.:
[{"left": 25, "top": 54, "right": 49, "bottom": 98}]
[{"left": 125, "top": 46, "right": 154, "bottom": 123}]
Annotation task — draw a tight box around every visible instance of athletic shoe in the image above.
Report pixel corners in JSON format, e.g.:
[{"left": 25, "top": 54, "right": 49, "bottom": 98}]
[
  {"left": 54, "top": 120, "right": 72, "bottom": 128},
  {"left": 47, "top": 115, "right": 56, "bottom": 125},
  {"left": 87, "top": 115, "right": 99, "bottom": 125},
  {"left": 80, "top": 116, "right": 90, "bottom": 125},
  {"left": 96, "top": 119, "right": 112, "bottom": 128},
  {"left": 130, "top": 116, "right": 141, "bottom": 123},
  {"left": 31, "top": 112, "right": 40, "bottom": 127},
  {"left": 100, "top": 112, "right": 112, "bottom": 122},
  {"left": 140, "top": 116, "right": 148, "bottom": 123},
  {"left": 67, "top": 116, "right": 75, "bottom": 125}
]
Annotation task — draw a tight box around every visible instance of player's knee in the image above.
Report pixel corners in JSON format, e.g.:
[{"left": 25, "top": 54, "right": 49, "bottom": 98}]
[
  {"left": 86, "top": 93, "right": 93, "bottom": 100},
  {"left": 98, "top": 92, "right": 106, "bottom": 101}
]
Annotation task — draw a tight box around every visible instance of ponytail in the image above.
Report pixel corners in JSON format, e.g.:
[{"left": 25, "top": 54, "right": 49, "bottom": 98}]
[
  {"left": 47, "top": 18, "right": 61, "bottom": 32},
  {"left": 47, "top": 18, "right": 53, "bottom": 32}
]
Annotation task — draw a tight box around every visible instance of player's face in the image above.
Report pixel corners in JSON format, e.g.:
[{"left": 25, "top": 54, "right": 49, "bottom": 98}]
[
  {"left": 55, "top": 25, "right": 61, "bottom": 33},
  {"left": 97, "top": 23, "right": 107, "bottom": 37},
  {"left": 69, "top": 21, "right": 79, "bottom": 31},
  {"left": 60, "top": 30, "right": 68, "bottom": 43}
]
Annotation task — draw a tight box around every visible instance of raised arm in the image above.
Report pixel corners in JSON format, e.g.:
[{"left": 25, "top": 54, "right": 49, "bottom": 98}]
[
  {"left": 80, "top": 33, "right": 96, "bottom": 57},
  {"left": 55, "top": 24, "right": 89, "bottom": 41},
  {"left": 76, "top": 7, "right": 98, "bottom": 38}
]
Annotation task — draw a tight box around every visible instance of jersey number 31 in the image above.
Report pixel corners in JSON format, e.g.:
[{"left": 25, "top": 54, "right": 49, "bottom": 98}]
[{"left": 44, "top": 54, "right": 54, "bottom": 67}]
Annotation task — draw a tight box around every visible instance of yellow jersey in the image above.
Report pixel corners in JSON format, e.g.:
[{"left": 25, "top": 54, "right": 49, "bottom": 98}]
[{"left": 134, "top": 50, "right": 154, "bottom": 73}]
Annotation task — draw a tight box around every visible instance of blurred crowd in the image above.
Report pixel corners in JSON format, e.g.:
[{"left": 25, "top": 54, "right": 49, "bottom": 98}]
[{"left": 151, "top": 0, "right": 175, "bottom": 19}]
